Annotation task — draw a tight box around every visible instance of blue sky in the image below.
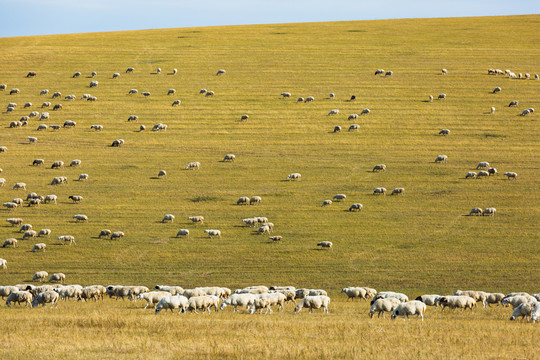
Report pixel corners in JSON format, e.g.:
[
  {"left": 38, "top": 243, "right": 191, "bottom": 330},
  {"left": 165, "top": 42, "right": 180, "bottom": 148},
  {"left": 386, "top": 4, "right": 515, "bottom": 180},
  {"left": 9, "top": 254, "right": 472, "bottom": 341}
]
[{"left": 1, "top": 0, "right": 538, "bottom": 38}]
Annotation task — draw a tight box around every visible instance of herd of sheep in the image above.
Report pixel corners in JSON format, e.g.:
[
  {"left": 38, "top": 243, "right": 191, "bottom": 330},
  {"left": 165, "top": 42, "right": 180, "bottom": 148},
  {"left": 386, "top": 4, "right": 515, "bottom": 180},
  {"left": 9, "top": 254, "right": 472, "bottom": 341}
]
[{"left": 1, "top": 281, "right": 539, "bottom": 322}]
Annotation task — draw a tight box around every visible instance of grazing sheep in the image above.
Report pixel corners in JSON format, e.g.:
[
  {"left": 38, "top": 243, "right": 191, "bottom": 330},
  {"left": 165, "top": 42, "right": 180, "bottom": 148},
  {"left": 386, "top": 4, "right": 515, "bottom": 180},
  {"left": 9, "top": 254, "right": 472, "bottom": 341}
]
[
  {"left": 373, "top": 187, "right": 386, "bottom": 195},
  {"left": 294, "top": 295, "right": 330, "bottom": 314},
  {"left": 469, "top": 207, "right": 483, "bottom": 216},
  {"left": 361, "top": 108, "right": 370, "bottom": 115},
  {"left": 90, "top": 125, "right": 103, "bottom": 131},
  {"left": 10, "top": 88, "right": 20, "bottom": 95},
  {"left": 37, "top": 229, "right": 51, "bottom": 237},
  {"left": 111, "top": 139, "right": 124, "bottom": 147},
  {"left": 156, "top": 68, "right": 161, "bottom": 74},
  {"left": 237, "top": 196, "right": 249, "bottom": 206},
  {"left": 385, "top": 71, "right": 393, "bottom": 77},
  {"left": 36, "top": 124, "right": 48, "bottom": 131},
  {"left": 187, "top": 295, "right": 220, "bottom": 314},
  {"left": 437, "top": 94, "right": 446, "bottom": 100},
  {"left": 128, "top": 115, "right": 139, "bottom": 122},
  {"left": 185, "top": 161, "right": 200, "bottom": 170},
  {"left": 491, "top": 107, "right": 496, "bottom": 114},
  {"left": 199, "top": 89, "right": 207, "bottom": 94},
  {"left": 504, "top": 172, "right": 517, "bottom": 180},
  {"left": 168, "top": 89, "right": 176, "bottom": 95},
  {"left": 257, "top": 224, "right": 271, "bottom": 235},
  {"left": 369, "top": 297, "right": 401, "bottom": 318},
  {"left": 0, "top": 178, "right": 5, "bottom": 187},
  {"left": 328, "top": 109, "right": 339, "bottom": 115},
  {"left": 19, "top": 224, "right": 33, "bottom": 232},
  {"left": 3, "top": 238, "right": 18, "bottom": 248},
  {"left": 63, "top": 120, "right": 76, "bottom": 128},
  {"left": 429, "top": 95, "right": 433, "bottom": 102},
  {"left": 510, "top": 302, "right": 537, "bottom": 322},
  {"left": 33, "top": 271, "right": 48, "bottom": 282},
  {"left": 281, "top": 92, "right": 291, "bottom": 98},
  {"left": 240, "top": 114, "right": 249, "bottom": 121},
  {"left": 110, "top": 231, "right": 125, "bottom": 240},
  {"left": 139, "top": 125, "right": 146, "bottom": 132},
  {"left": 128, "top": 89, "right": 138, "bottom": 95},
  {"left": 269, "top": 235, "right": 282, "bottom": 242},
  {"left": 26, "top": 71, "right": 37, "bottom": 77},
  {"left": 49, "top": 273, "right": 65, "bottom": 283},
  {"left": 73, "top": 214, "right": 88, "bottom": 222},
  {"left": 0, "top": 84, "right": 6, "bottom": 90},
  {"left": 9, "top": 121, "right": 22, "bottom": 128},
  {"left": 13, "top": 182, "right": 27, "bottom": 190},
  {"left": 3, "top": 202, "right": 18, "bottom": 209},
  {"left": 31, "top": 291, "right": 59, "bottom": 308},
  {"left": 58, "top": 235, "right": 76, "bottom": 245},
  {"left": 532, "top": 303, "right": 540, "bottom": 323},
  {"left": 53, "top": 104, "right": 62, "bottom": 111},
  {"left": 216, "top": 69, "right": 226, "bottom": 75},
  {"left": 501, "top": 295, "right": 537, "bottom": 309},
  {"left": 250, "top": 196, "right": 262, "bottom": 205},
  {"left": 435, "top": 155, "right": 448, "bottom": 163},
  {"left": 153, "top": 285, "right": 184, "bottom": 295},
  {"left": 341, "top": 287, "right": 369, "bottom": 301},
  {"left": 204, "top": 230, "right": 221, "bottom": 239},
  {"left": 137, "top": 291, "right": 170, "bottom": 309},
  {"left": 33, "top": 159, "right": 45, "bottom": 166},
  {"left": 482, "top": 207, "right": 496, "bottom": 216},
  {"left": 438, "top": 295, "right": 477, "bottom": 311},
  {"left": 521, "top": 109, "right": 531, "bottom": 116},
  {"left": 220, "top": 293, "right": 257, "bottom": 312},
  {"left": 477, "top": 170, "right": 489, "bottom": 178},
  {"left": 155, "top": 295, "right": 189, "bottom": 314},
  {"left": 416, "top": 295, "right": 442, "bottom": 309},
  {"left": 89, "top": 81, "right": 98, "bottom": 88},
  {"left": 321, "top": 199, "right": 332, "bottom": 207},
  {"left": 349, "top": 95, "right": 356, "bottom": 101},
  {"left": 317, "top": 241, "right": 333, "bottom": 250},
  {"left": 99, "top": 229, "right": 111, "bottom": 238},
  {"left": 0, "top": 146, "right": 7, "bottom": 153},
  {"left": 26, "top": 136, "right": 37, "bottom": 144},
  {"left": 492, "top": 87, "right": 501, "bottom": 93},
  {"left": 476, "top": 161, "right": 490, "bottom": 169},
  {"left": 391, "top": 188, "right": 404, "bottom": 195},
  {"left": 296, "top": 97, "right": 304, "bottom": 103},
  {"left": 441, "top": 68, "right": 447, "bottom": 75},
  {"left": 161, "top": 214, "right": 175, "bottom": 223},
  {"left": 87, "top": 96, "right": 98, "bottom": 102},
  {"left": 152, "top": 123, "right": 167, "bottom": 132},
  {"left": 51, "top": 176, "right": 68, "bottom": 185},
  {"left": 223, "top": 154, "right": 235, "bottom": 162},
  {"left": 6, "top": 218, "right": 23, "bottom": 226},
  {"left": 305, "top": 96, "right": 315, "bottom": 103},
  {"left": 374, "top": 69, "right": 385, "bottom": 75},
  {"left": 391, "top": 301, "right": 426, "bottom": 321},
  {"left": 156, "top": 170, "right": 167, "bottom": 179},
  {"left": 72, "top": 72, "right": 81, "bottom": 78},
  {"left": 24, "top": 102, "right": 33, "bottom": 108},
  {"left": 465, "top": 172, "right": 477, "bottom": 179},
  {"left": 172, "top": 68, "right": 177, "bottom": 75},
  {"left": 484, "top": 293, "right": 505, "bottom": 307},
  {"left": 348, "top": 124, "right": 359, "bottom": 132},
  {"left": 175, "top": 229, "right": 189, "bottom": 238},
  {"left": 126, "top": 67, "right": 135, "bottom": 73},
  {"left": 488, "top": 168, "right": 497, "bottom": 176},
  {"left": 142, "top": 92, "right": 151, "bottom": 97},
  {"left": 333, "top": 126, "right": 341, "bottom": 133},
  {"left": 70, "top": 159, "right": 82, "bottom": 167},
  {"left": 0, "top": 258, "right": 6, "bottom": 269},
  {"left": 27, "top": 198, "right": 41, "bottom": 207},
  {"left": 372, "top": 164, "right": 386, "bottom": 172},
  {"left": 172, "top": 100, "right": 181, "bottom": 106},
  {"left": 205, "top": 91, "right": 215, "bottom": 97},
  {"left": 68, "top": 195, "right": 83, "bottom": 203},
  {"left": 287, "top": 173, "right": 301, "bottom": 181},
  {"left": 51, "top": 160, "right": 64, "bottom": 169},
  {"left": 333, "top": 194, "right": 346, "bottom": 202},
  {"left": 188, "top": 216, "right": 204, "bottom": 224},
  {"left": 6, "top": 291, "right": 33, "bottom": 306},
  {"left": 439, "top": 129, "right": 450, "bottom": 135},
  {"left": 77, "top": 174, "right": 89, "bottom": 182}
]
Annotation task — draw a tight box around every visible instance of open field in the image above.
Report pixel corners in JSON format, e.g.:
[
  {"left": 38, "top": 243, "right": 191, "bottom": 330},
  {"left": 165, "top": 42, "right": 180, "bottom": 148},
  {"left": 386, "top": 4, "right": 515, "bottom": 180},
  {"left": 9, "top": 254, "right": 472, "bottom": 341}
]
[{"left": 0, "top": 15, "right": 539, "bottom": 358}]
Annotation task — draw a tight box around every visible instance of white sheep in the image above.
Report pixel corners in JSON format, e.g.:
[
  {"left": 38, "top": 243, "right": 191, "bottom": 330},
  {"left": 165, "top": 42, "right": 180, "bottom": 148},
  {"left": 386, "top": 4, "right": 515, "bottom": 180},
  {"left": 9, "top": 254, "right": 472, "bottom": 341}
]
[
  {"left": 371, "top": 291, "right": 409, "bottom": 303},
  {"left": 188, "top": 216, "right": 204, "bottom": 224},
  {"left": 240, "top": 114, "right": 249, "bottom": 121},
  {"left": 141, "top": 92, "right": 151, "bottom": 97},
  {"left": 126, "top": 67, "right": 135, "bottom": 73},
  {"left": 287, "top": 173, "right": 301, "bottom": 181},
  {"left": 385, "top": 71, "right": 393, "bottom": 77},
  {"left": 373, "top": 187, "right": 386, "bottom": 195},
  {"left": 391, "top": 301, "right": 426, "bottom": 321},
  {"left": 294, "top": 295, "right": 330, "bottom": 314},
  {"left": 0, "top": 178, "right": 5, "bottom": 187},
  {"left": 482, "top": 207, "right": 496, "bottom": 216},
  {"left": 73, "top": 214, "right": 88, "bottom": 222},
  {"left": 167, "top": 89, "right": 176, "bottom": 95},
  {"left": 6, "top": 218, "right": 23, "bottom": 226},
  {"left": 172, "top": 68, "right": 177, "bottom": 75},
  {"left": 172, "top": 100, "right": 181, "bottom": 106},
  {"left": 220, "top": 293, "right": 257, "bottom": 312},
  {"left": 205, "top": 91, "right": 214, "bottom": 97},
  {"left": 321, "top": 199, "right": 332, "bottom": 207},
  {"left": 90, "top": 125, "right": 103, "bottom": 131},
  {"left": 250, "top": 196, "right": 262, "bottom": 205},
  {"left": 328, "top": 109, "right": 339, "bottom": 115},
  {"left": 429, "top": 95, "right": 433, "bottom": 102},
  {"left": 532, "top": 303, "right": 540, "bottom": 323},
  {"left": 476, "top": 161, "right": 490, "bottom": 169},
  {"left": 204, "top": 230, "right": 221, "bottom": 238},
  {"left": 58, "top": 235, "right": 76, "bottom": 245},
  {"left": 33, "top": 271, "right": 48, "bottom": 281},
  {"left": 13, "top": 182, "right": 27, "bottom": 190},
  {"left": 3, "top": 238, "right": 18, "bottom": 248},
  {"left": 153, "top": 285, "right": 184, "bottom": 295},
  {"left": 333, "top": 125, "right": 341, "bottom": 133},
  {"left": 465, "top": 172, "right": 477, "bottom": 179},
  {"left": 185, "top": 161, "right": 200, "bottom": 170},
  {"left": 216, "top": 69, "right": 226, "bottom": 75},
  {"left": 176, "top": 229, "right": 189, "bottom": 238},
  {"left": 69, "top": 195, "right": 83, "bottom": 203},
  {"left": 3, "top": 202, "right": 18, "bottom": 209},
  {"left": 111, "top": 139, "right": 124, "bottom": 147},
  {"left": 110, "top": 231, "right": 125, "bottom": 240},
  {"left": 296, "top": 97, "right": 304, "bottom": 103},
  {"left": 369, "top": 297, "right": 401, "bottom": 318},
  {"left": 477, "top": 170, "right": 489, "bottom": 178},
  {"left": 510, "top": 302, "right": 537, "bottom": 322},
  {"left": 438, "top": 94, "right": 446, "bottom": 100},
  {"left": 361, "top": 108, "right": 370, "bottom": 115},
  {"left": 439, "top": 129, "right": 450, "bottom": 135},
  {"left": 49, "top": 273, "right": 65, "bottom": 283},
  {"left": 281, "top": 92, "right": 291, "bottom": 98},
  {"left": 317, "top": 241, "right": 333, "bottom": 250},
  {"left": 332, "top": 194, "right": 346, "bottom": 202},
  {"left": 128, "top": 89, "right": 138, "bottom": 95},
  {"left": 391, "top": 188, "right": 404, "bottom": 195},
  {"left": 304, "top": 96, "right": 315, "bottom": 103},
  {"left": 31, "top": 291, "right": 59, "bottom": 308},
  {"left": 415, "top": 295, "right": 442, "bottom": 309},
  {"left": 372, "top": 164, "right": 386, "bottom": 172},
  {"left": 504, "top": 172, "right": 517, "bottom": 180},
  {"left": 223, "top": 154, "right": 235, "bottom": 162},
  {"left": 442, "top": 68, "right": 447, "bottom": 75},
  {"left": 162, "top": 214, "right": 175, "bottom": 223},
  {"left": 491, "top": 107, "right": 496, "bottom": 114},
  {"left": 469, "top": 207, "right": 483, "bottom": 216},
  {"left": 187, "top": 295, "right": 220, "bottom": 313},
  {"left": 89, "top": 81, "right": 98, "bottom": 87},
  {"left": 341, "top": 287, "right": 368, "bottom": 301},
  {"left": 138, "top": 291, "right": 170, "bottom": 310},
  {"left": 374, "top": 69, "right": 385, "bottom": 75},
  {"left": 0, "top": 258, "right": 7, "bottom": 269},
  {"left": 435, "top": 155, "right": 447, "bottom": 163},
  {"left": 23, "top": 230, "right": 37, "bottom": 240},
  {"left": 349, "top": 203, "right": 363, "bottom": 212},
  {"left": 78, "top": 174, "right": 89, "bottom": 181},
  {"left": 70, "top": 159, "right": 81, "bottom": 167},
  {"left": 99, "top": 229, "right": 112, "bottom": 238},
  {"left": 438, "top": 295, "right": 476, "bottom": 311},
  {"left": 492, "top": 86, "right": 501, "bottom": 93},
  {"left": 237, "top": 196, "right": 249, "bottom": 205},
  {"left": 37, "top": 229, "right": 51, "bottom": 237},
  {"left": 502, "top": 295, "right": 537, "bottom": 309}
]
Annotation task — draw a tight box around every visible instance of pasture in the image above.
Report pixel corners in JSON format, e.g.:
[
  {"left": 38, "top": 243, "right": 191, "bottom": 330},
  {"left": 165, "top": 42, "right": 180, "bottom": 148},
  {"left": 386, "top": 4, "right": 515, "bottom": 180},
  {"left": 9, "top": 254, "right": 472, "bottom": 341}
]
[{"left": 0, "top": 15, "right": 538, "bottom": 359}]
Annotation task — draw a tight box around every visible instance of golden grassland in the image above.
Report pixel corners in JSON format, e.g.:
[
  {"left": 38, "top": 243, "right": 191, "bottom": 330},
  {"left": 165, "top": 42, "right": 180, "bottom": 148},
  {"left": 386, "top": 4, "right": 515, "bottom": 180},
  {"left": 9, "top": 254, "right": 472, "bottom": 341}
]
[{"left": 0, "top": 15, "right": 538, "bottom": 358}]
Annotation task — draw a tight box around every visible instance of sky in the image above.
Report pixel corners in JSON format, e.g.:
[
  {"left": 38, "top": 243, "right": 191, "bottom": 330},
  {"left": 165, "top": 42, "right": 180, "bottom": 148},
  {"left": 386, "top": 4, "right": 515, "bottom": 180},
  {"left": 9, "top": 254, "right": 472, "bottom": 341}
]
[{"left": 1, "top": 0, "right": 538, "bottom": 38}]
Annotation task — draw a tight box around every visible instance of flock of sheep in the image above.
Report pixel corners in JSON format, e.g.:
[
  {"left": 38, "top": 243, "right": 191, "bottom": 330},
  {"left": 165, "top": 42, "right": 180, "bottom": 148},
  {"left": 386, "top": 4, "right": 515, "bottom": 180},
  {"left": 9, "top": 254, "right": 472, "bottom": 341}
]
[
  {"left": 1, "top": 281, "right": 539, "bottom": 322},
  {"left": 0, "top": 62, "right": 536, "bottom": 323}
]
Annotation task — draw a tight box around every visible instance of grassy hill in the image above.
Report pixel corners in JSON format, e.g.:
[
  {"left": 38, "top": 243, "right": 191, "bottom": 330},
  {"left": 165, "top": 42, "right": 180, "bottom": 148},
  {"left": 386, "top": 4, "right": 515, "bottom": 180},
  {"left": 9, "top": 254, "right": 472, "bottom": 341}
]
[{"left": 0, "top": 15, "right": 538, "bottom": 359}]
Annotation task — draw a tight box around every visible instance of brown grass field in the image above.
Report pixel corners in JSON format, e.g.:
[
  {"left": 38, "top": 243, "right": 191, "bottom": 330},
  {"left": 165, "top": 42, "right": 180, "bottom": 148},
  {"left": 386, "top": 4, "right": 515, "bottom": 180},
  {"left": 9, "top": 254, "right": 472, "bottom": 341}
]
[{"left": 0, "top": 14, "right": 538, "bottom": 359}]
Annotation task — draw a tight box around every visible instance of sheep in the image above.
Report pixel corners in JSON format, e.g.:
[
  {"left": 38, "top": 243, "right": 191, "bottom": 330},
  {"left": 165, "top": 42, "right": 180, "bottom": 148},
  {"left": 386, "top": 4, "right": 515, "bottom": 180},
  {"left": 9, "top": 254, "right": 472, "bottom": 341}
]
[
  {"left": 155, "top": 295, "right": 189, "bottom": 314},
  {"left": 0, "top": 258, "right": 6, "bottom": 270},
  {"left": 33, "top": 271, "right": 49, "bottom": 282},
  {"left": 465, "top": 172, "right": 477, "bottom": 179},
  {"left": 441, "top": 68, "right": 447, "bottom": 75},
  {"left": 87, "top": 96, "right": 97, "bottom": 101},
  {"left": 439, "top": 129, "right": 450, "bottom": 135},
  {"left": 10, "top": 121, "right": 23, "bottom": 128},
  {"left": 73, "top": 214, "right": 88, "bottom": 222},
  {"left": 13, "top": 182, "right": 26, "bottom": 190},
  {"left": 6, "top": 291, "right": 33, "bottom": 306},
  {"left": 24, "top": 102, "right": 33, "bottom": 108},
  {"left": 510, "top": 302, "right": 537, "bottom": 322},
  {"left": 317, "top": 241, "right": 333, "bottom": 250},
  {"left": 250, "top": 292, "right": 287, "bottom": 314},
  {"left": 257, "top": 224, "right": 271, "bottom": 235},
  {"left": 501, "top": 295, "right": 537, "bottom": 309},
  {"left": 185, "top": 161, "right": 200, "bottom": 170},
  {"left": 3, "top": 202, "right": 18, "bottom": 209},
  {"left": 490, "top": 106, "right": 496, "bottom": 114},
  {"left": 110, "top": 231, "right": 125, "bottom": 240},
  {"left": 391, "top": 301, "right": 426, "bottom": 321},
  {"left": 469, "top": 207, "right": 483, "bottom": 216},
  {"left": 72, "top": 72, "right": 81, "bottom": 78},
  {"left": 10, "top": 88, "right": 20, "bottom": 95},
  {"left": 438, "top": 295, "right": 476, "bottom": 311},
  {"left": 322, "top": 199, "right": 332, "bottom": 207},
  {"left": 375, "top": 69, "right": 385, "bottom": 75},
  {"left": 176, "top": 229, "right": 189, "bottom": 238},
  {"left": 49, "top": 273, "right": 65, "bottom": 283},
  {"left": 153, "top": 285, "right": 184, "bottom": 295},
  {"left": 429, "top": 95, "right": 433, "bottom": 102},
  {"left": 52, "top": 104, "right": 63, "bottom": 111},
  {"left": 237, "top": 196, "right": 249, "bottom": 205},
  {"left": 435, "top": 155, "right": 447, "bottom": 163},
  {"left": 0, "top": 84, "right": 6, "bottom": 90},
  {"left": 98, "top": 229, "right": 111, "bottom": 238},
  {"left": 304, "top": 96, "right": 315, "bottom": 103},
  {"left": 373, "top": 187, "right": 386, "bottom": 195},
  {"left": 55, "top": 286, "right": 83, "bottom": 301},
  {"left": 476, "top": 170, "right": 489, "bottom": 178},
  {"left": 126, "top": 67, "right": 135, "bottom": 73},
  {"left": 484, "top": 293, "right": 505, "bottom": 307},
  {"left": 188, "top": 216, "right": 204, "bottom": 224},
  {"left": 0, "top": 178, "right": 5, "bottom": 187},
  {"left": 58, "top": 235, "right": 76, "bottom": 245},
  {"left": 89, "top": 81, "right": 98, "bottom": 88},
  {"left": 369, "top": 297, "right": 402, "bottom": 318},
  {"left": 23, "top": 230, "right": 38, "bottom": 240},
  {"left": 216, "top": 69, "right": 226, "bottom": 75},
  {"left": 69, "top": 195, "right": 83, "bottom": 203},
  {"left": 250, "top": 196, "right": 262, "bottom": 205},
  {"left": 204, "top": 230, "right": 221, "bottom": 239},
  {"left": 328, "top": 109, "right": 339, "bottom": 115},
  {"left": 27, "top": 198, "right": 42, "bottom": 207},
  {"left": 3, "top": 238, "right": 18, "bottom": 248},
  {"left": 240, "top": 114, "right": 249, "bottom": 121},
  {"left": 152, "top": 123, "right": 167, "bottom": 131},
  {"left": 31, "top": 291, "right": 59, "bottom": 308},
  {"left": 294, "top": 295, "right": 330, "bottom": 314},
  {"left": 142, "top": 92, "right": 151, "bottom": 97},
  {"left": 504, "top": 172, "right": 517, "bottom": 180},
  {"left": 6, "top": 218, "right": 23, "bottom": 226},
  {"left": 37, "top": 229, "right": 51, "bottom": 237},
  {"left": 415, "top": 295, "right": 442, "bottom": 309},
  {"left": 167, "top": 89, "right": 176, "bottom": 95},
  {"left": 0, "top": 286, "right": 20, "bottom": 299},
  {"left": 111, "top": 139, "right": 124, "bottom": 147},
  {"left": 51, "top": 161, "right": 64, "bottom": 169},
  {"left": 482, "top": 208, "right": 496, "bottom": 216},
  {"left": 348, "top": 203, "right": 363, "bottom": 212},
  {"left": 63, "top": 120, "right": 76, "bottom": 128},
  {"left": 77, "top": 174, "right": 89, "bottom": 182},
  {"left": 508, "top": 100, "right": 518, "bottom": 107},
  {"left": 172, "top": 68, "right": 177, "bottom": 75},
  {"left": 139, "top": 125, "right": 146, "bottom": 132},
  {"left": 476, "top": 161, "right": 490, "bottom": 169},
  {"left": 187, "top": 295, "right": 220, "bottom": 314},
  {"left": 488, "top": 168, "right": 497, "bottom": 176},
  {"left": 137, "top": 291, "right": 170, "bottom": 309},
  {"left": 269, "top": 235, "right": 282, "bottom": 242},
  {"left": 391, "top": 188, "right": 404, "bottom": 195},
  {"left": 492, "top": 87, "right": 501, "bottom": 94},
  {"left": 372, "top": 164, "right": 386, "bottom": 172},
  {"left": 341, "top": 287, "right": 369, "bottom": 301},
  {"left": 532, "top": 303, "right": 540, "bottom": 323},
  {"left": 172, "top": 100, "right": 181, "bottom": 106},
  {"left": 296, "top": 97, "right": 304, "bottom": 103},
  {"left": 347, "top": 124, "right": 360, "bottom": 132},
  {"left": 223, "top": 154, "right": 236, "bottom": 162},
  {"left": 220, "top": 293, "right": 257, "bottom": 312},
  {"left": 205, "top": 91, "right": 215, "bottom": 97},
  {"left": 286, "top": 172, "right": 302, "bottom": 181},
  {"left": 156, "top": 67, "right": 161, "bottom": 74},
  {"left": 128, "top": 89, "right": 138, "bottom": 95},
  {"left": 90, "top": 125, "right": 103, "bottom": 131},
  {"left": 332, "top": 194, "right": 346, "bottom": 202},
  {"left": 333, "top": 126, "right": 341, "bottom": 133},
  {"left": 437, "top": 94, "right": 446, "bottom": 100},
  {"left": 281, "top": 92, "right": 291, "bottom": 98},
  {"left": 521, "top": 109, "right": 530, "bottom": 116},
  {"left": 371, "top": 292, "right": 409, "bottom": 304},
  {"left": 385, "top": 71, "right": 393, "bottom": 77},
  {"left": 11, "top": 198, "right": 23, "bottom": 206},
  {"left": 361, "top": 108, "right": 370, "bottom": 115},
  {"left": 19, "top": 224, "right": 33, "bottom": 232},
  {"left": 242, "top": 218, "right": 258, "bottom": 227}
]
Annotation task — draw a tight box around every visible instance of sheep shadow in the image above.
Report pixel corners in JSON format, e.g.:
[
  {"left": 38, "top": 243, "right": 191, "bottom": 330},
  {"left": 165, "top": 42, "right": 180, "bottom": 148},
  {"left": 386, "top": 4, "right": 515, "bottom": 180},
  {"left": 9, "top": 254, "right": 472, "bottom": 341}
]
[{"left": 149, "top": 177, "right": 160, "bottom": 180}]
